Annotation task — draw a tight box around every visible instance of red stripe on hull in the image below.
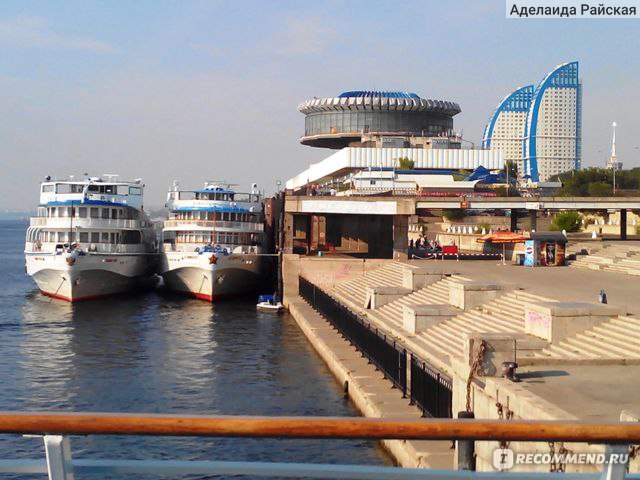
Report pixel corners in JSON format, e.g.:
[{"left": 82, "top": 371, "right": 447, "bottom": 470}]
[
  {"left": 40, "top": 290, "right": 112, "bottom": 303},
  {"left": 173, "top": 290, "right": 245, "bottom": 303}
]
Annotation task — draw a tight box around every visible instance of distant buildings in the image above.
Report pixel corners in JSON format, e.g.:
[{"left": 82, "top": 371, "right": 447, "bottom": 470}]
[{"left": 482, "top": 62, "right": 582, "bottom": 182}]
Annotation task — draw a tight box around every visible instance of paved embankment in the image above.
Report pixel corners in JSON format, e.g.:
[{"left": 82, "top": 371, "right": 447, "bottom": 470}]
[{"left": 283, "top": 258, "right": 453, "bottom": 469}]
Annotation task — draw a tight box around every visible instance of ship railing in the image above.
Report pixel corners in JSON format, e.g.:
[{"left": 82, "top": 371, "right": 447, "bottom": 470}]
[
  {"left": 0, "top": 412, "right": 638, "bottom": 480},
  {"left": 163, "top": 219, "right": 264, "bottom": 232},
  {"left": 29, "top": 217, "right": 140, "bottom": 229},
  {"left": 25, "top": 242, "right": 153, "bottom": 255}
]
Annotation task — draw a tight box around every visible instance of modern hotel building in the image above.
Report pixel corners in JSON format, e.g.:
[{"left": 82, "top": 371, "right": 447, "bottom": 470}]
[{"left": 482, "top": 62, "right": 582, "bottom": 182}]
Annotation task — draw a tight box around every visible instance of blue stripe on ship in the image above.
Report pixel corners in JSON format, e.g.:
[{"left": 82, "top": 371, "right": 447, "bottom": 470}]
[{"left": 174, "top": 206, "right": 250, "bottom": 213}]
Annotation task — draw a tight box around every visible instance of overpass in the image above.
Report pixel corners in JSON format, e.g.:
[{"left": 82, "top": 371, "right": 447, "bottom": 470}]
[
  {"left": 415, "top": 196, "right": 640, "bottom": 210},
  {"left": 284, "top": 195, "right": 640, "bottom": 258}
]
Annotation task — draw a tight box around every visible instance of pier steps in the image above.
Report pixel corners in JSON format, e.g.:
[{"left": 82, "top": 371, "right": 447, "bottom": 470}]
[
  {"left": 332, "top": 262, "right": 406, "bottom": 307},
  {"left": 569, "top": 244, "right": 640, "bottom": 276},
  {"left": 364, "top": 282, "right": 554, "bottom": 367},
  {"left": 535, "top": 315, "right": 640, "bottom": 361}
]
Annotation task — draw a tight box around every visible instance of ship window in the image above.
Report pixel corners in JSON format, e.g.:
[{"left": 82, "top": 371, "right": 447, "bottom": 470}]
[
  {"left": 178, "top": 191, "right": 195, "bottom": 200},
  {"left": 101, "top": 208, "right": 109, "bottom": 219},
  {"left": 57, "top": 232, "right": 68, "bottom": 242},
  {"left": 129, "top": 186, "right": 142, "bottom": 196},
  {"left": 79, "top": 232, "right": 89, "bottom": 243},
  {"left": 90, "top": 232, "right": 100, "bottom": 243},
  {"left": 101, "top": 232, "right": 109, "bottom": 243},
  {"left": 118, "top": 209, "right": 124, "bottom": 219},
  {"left": 104, "top": 185, "right": 115, "bottom": 194},
  {"left": 117, "top": 185, "right": 128, "bottom": 195},
  {"left": 88, "top": 185, "right": 100, "bottom": 192},
  {"left": 49, "top": 207, "right": 56, "bottom": 217},
  {"left": 111, "top": 209, "right": 117, "bottom": 219},
  {"left": 42, "top": 184, "right": 54, "bottom": 193},
  {"left": 90, "top": 208, "right": 99, "bottom": 218},
  {"left": 78, "top": 207, "right": 87, "bottom": 218}
]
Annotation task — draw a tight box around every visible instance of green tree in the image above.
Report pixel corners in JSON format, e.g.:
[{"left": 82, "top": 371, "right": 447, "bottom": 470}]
[
  {"left": 550, "top": 211, "right": 582, "bottom": 232},
  {"left": 397, "top": 157, "right": 415, "bottom": 170},
  {"left": 551, "top": 167, "right": 640, "bottom": 197},
  {"left": 587, "top": 182, "right": 613, "bottom": 197}
]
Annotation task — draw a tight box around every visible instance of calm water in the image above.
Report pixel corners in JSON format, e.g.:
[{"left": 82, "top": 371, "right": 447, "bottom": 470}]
[{"left": 0, "top": 220, "right": 389, "bottom": 478}]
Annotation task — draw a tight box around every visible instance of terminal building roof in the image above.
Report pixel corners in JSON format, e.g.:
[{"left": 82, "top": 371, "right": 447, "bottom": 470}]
[{"left": 298, "top": 90, "right": 461, "bottom": 116}]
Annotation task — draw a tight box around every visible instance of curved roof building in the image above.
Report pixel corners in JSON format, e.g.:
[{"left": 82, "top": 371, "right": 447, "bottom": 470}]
[
  {"left": 482, "top": 62, "right": 581, "bottom": 182},
  {"left": 523, "top": 61, "right": 581, "bottom": 182},
  {"left": 298, "top": 90, "right": 461, "bottom": 149},
  {"left": 481, "top": 85, "right": 534, "bottom": 173}
]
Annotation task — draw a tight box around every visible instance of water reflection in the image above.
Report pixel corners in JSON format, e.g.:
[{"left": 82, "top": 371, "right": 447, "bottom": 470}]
[{"left": 0, "top": 220, "right": 390, "bottom": 477}]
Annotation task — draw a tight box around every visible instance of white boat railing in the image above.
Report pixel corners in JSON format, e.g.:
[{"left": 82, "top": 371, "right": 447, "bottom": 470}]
[
  {"left": 25, "top": 241, "right": 155, "bottom": 255},
  {"left": 163, "top": 220, "right": 264, "bottom": 232},
  {"left": 29, "top": 217, "right": 140, "bottom": 229}
]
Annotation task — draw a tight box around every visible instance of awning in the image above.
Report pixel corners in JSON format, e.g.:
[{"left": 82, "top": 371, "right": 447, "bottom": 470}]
[{"left": 476, "top": 231, "right": 527, "bottom": 244}]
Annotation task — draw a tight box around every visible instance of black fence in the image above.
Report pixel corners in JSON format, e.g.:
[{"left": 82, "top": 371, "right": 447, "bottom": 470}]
[
  {"left": 410, "top": 354, "right": 453, "bottom": 418},
  {"left": 299, "top": 276, "right": 407, "bottom": 395},
  {"left": 298, "top": 275, "right": 452, "bottom": 418}
]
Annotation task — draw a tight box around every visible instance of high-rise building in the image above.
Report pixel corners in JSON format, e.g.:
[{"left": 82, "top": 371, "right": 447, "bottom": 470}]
[
  {"left": 483, "top": 62, "right": 582, "bottom": 182},
  {"left": 481, "top": 85, "right": 534, "bottom": 175}
]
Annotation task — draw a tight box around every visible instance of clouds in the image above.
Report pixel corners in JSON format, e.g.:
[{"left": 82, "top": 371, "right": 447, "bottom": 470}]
[{"left": 0, "top": 15, "right": 117, "bottom": 54}]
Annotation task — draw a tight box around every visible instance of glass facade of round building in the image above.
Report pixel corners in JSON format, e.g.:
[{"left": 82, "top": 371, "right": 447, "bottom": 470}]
[
  {"left": 298, "top": 91, "right": 461, "bottom": 149},
  {"left": 304, "top": 110, "right": 453, "bottom": 138}
]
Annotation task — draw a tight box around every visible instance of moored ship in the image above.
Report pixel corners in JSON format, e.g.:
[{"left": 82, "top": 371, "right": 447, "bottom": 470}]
[
  {"left": 24, "top": 175, "right": 158, "bottom": 302},
  {"left": 159, "top": 182, "right": 265, "bottom": 301}
]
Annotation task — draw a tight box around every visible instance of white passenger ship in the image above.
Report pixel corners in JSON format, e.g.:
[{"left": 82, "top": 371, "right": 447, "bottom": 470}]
[
  {"left": 25, "top": 175, "right": 158, "bottom": 302},
  {"left": 159, "top": 182, "right": 265, "bottom": 301}
]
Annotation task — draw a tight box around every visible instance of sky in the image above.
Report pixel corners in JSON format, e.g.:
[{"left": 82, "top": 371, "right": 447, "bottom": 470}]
[{"left": 1, "top": 0, "right": 639, "bottom": 210}]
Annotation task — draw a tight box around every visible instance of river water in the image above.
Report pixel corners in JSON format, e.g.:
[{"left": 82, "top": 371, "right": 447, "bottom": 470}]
[{"left": 0, "top": 220, "right": 389, "bottom": 478}]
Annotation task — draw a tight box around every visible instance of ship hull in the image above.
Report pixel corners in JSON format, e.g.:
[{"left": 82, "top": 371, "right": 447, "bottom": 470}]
[
  {"left": 160, "top": 252, "right": 263, "bottom": 302},
  {"left": 25, "top": 252, "right": 156, "bottom": 302}
]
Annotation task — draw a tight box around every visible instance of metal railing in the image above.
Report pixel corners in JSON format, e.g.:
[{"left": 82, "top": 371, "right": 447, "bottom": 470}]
[
  {"left": 163, "top": 219, "right": 264, "bottom": 231},
  {"left": 30, "top": 217, "right": 140, "bottom": 229},
  {"left": 299, "top": 276, "right": 407, "bottom": 396},
  {"left": 299, "top": 276, "right": 455, "bottom": 418},
  {"left": 0, "top": 412, "right": 639, "bottom": 480},
  {"left": 410, "top": 354, "right": 453, "bottom": 418}
]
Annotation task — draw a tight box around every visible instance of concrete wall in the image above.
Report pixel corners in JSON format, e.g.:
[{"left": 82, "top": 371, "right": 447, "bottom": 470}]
[{"left": 282, "top": 255, "right": 394, "bottom": 299}]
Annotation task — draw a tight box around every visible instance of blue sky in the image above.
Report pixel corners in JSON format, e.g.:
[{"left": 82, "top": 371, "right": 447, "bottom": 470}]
[{"left": 1, "top": 0, "right": 639, "bottom": 209}]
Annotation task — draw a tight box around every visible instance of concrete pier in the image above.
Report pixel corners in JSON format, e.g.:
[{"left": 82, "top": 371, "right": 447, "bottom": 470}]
[
  {"left": 284, "top": 254, "right": 640, "bottom": 473},
  {"left": 283, "top": 255, "right": 453, "bottom": 468}
]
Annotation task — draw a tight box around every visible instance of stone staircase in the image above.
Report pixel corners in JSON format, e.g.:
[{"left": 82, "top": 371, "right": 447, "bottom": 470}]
[
  {"left": 332, "top": 262, "right": 405, "bottom": 307},
  {"left": 570, "top": 244, "right": 640, "bottom": 276},
  {"left": 332, "top": 263, "right": 555, "bottom": 367},
  {"left": 409, "top": 290, "right": 553, "bottom": 362},
  {"left": 371, "top": 276, "right": 467, "bottom": 332},
  {"left": 535, "top": 315, "right": 640, "bottom": 361},
  {"left": 329, "top": 262, "right": 640, "bottom": 368}
]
